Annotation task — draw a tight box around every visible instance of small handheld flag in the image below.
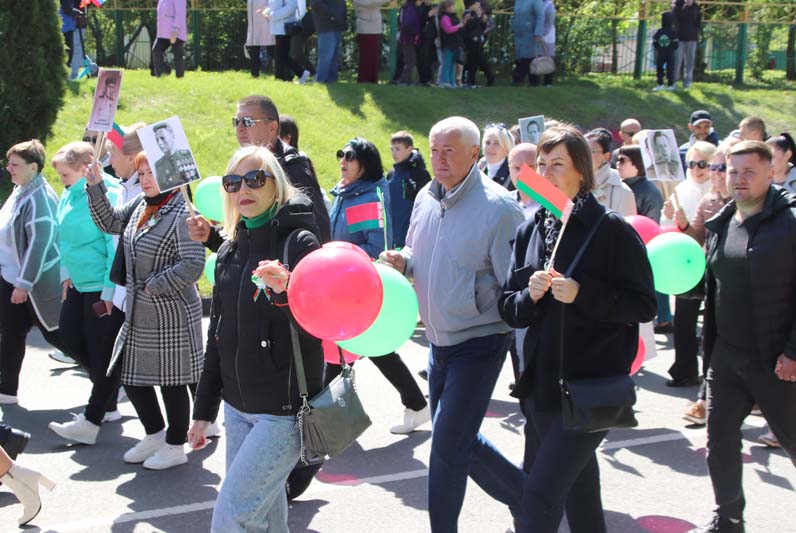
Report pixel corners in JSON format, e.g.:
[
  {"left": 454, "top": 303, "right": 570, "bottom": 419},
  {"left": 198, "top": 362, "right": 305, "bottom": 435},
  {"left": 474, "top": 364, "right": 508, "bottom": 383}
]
[
  {"left": 516, "top": 164, "right": 572, "bottom": 221},
  {"left": 346, "top": 202, "right": 384, "bottom": 233},
  {"left": 376, "top": 186, "right": 388, "bottom": 252},
  {"left": 107, "top": 123, "right": 125, "bottom": 150}
]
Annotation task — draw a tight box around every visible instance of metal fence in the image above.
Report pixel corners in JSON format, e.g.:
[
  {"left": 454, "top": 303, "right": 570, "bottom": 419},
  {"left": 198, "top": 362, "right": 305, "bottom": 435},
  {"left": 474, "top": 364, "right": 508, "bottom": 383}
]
[{"left": 80, "top": 4, "right": 795, "bottom": 85}]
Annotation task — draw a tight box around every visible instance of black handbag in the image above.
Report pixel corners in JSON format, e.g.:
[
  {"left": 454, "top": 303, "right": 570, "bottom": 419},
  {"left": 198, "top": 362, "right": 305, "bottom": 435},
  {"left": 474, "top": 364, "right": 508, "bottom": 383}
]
[
  {"left": 557, "top": 212, "right": 639, "bottom": 433},
  {"left": 284, "top": 20, "right": 303, "bottom": 36}
]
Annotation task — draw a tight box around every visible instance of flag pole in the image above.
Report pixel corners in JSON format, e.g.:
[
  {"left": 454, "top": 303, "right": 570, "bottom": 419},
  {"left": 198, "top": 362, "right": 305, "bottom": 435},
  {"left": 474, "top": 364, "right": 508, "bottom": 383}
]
[
  {"left": 92, "top": 130, "right": 106, "bottom": 162},
  {"left": 547, "top": 201, "right": 574, "bottom": 272},
  {"left": 377, "top": 186, "right": 388, "bottom": 253}
]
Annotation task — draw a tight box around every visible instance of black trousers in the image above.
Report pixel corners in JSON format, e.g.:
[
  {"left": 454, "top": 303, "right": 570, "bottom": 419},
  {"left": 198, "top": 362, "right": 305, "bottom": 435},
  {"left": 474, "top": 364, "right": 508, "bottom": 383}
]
[
  {"left": 670, "top": 297, "right": 702, "bottom": 381},
  {"left": 247, "top": 45, "right": 263, "bottom": 77},
  {"left": 529, "top": 57, "right": 555, "bottom": 87},
  {"left": 0, "top": 278, "right": 74, "bottom": 396},
  {"left": 464, "top": 41, "right": 493, "bottom": 86},
  {"left": 656, "top": 48, "right": 675, "bottom": 86},
  {"left": 324, "top": 352, "right": 427, "bottom": 411},
  {"left": 152, "top": 37, "right": 185, "bottom": 77},
  {"left": 275, "top": 34, "right": 304, "bottom": 81},
  {"left": 289, "top": 34, "right": 314, "bottom": 76},
  {"left": 706, "top": 347, "right": 796, "bottom": 520},
  {"left": 59, "top": 288, "right": 123, "bottom": 425},
  {"left": 63, "top": 30, "right": 74, "bottom": 66},
  {"left": 417, "top": 41, "right": 436, "bottom": 84},
  {"left": 124, "top": 384, "right": 190, "bottom": 445},
  {"left": 519, "top": 398, "right": 608, "bottom": 533},
  {"left": 399, "top": 42, "right": 418, "bottom": 84}
]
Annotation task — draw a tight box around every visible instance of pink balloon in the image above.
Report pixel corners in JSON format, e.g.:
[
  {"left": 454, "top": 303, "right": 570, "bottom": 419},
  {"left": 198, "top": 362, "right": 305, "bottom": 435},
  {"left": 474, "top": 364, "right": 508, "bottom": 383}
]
[
  {"left": 321, "top": 339, "right": 360, "bottom": 364},
  {"left": 625, "top": 215, "right": 661, "bottom": 245},
  {"left": 630, "top": 336, "right": 645, "bottom": 375},
  {"left": 659, "top": 225, "right": 682, "bottom": 235},
  {"left": 288, "top": 247, "right": 383, "bottom": 341},
  {"left": 322, "top": 240, "right": 371, "bottom": 260}
]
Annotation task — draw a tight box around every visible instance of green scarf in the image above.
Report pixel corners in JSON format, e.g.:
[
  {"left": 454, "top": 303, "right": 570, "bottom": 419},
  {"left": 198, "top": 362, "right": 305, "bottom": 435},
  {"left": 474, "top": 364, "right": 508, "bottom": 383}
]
[{"left": 242, "top": 204, "right": 278, "bottom": 229}]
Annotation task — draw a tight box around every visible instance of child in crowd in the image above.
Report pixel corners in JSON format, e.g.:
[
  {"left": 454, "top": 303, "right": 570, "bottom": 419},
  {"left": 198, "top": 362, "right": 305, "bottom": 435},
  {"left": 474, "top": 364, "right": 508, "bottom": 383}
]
[
  {"left": 437, "top": 0, "right": 469, "bottom": 87},
  {"left": 386, "top": 131, "right": 431, "bottom": 248},
  {"left": 653, "top": 11, "right": 678, "bottom": 91}
]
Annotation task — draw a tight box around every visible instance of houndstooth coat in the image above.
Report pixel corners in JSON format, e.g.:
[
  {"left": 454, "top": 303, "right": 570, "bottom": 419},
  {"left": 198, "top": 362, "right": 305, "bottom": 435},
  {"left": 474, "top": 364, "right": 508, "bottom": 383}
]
[{"left": 87, "top": 182, "right": 205, "bottom": 387}]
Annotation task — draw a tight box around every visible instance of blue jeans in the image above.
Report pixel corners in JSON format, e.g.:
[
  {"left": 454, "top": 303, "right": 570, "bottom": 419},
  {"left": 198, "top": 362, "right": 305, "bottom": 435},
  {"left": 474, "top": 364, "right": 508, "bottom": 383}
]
[
  {"left": 70, "top": 29, "right": 84, "bottom": 79},
  {"left": 315, "top": 31, "right": 342, "bottom": 83},
  {"left": 520, "top": 399, "right": 608, "bottom": 533},
  {"left": 428, "top": 333, "right": 524, "bottom": 533},
  {"left": 440, "top": 48, "right": 457, "bottom": 86},
  {"left": 655, "top": 291, "right": 672, "bottom": 323},
  {"left": 211, "top": 403, "right": 300, "bottom": 533}
]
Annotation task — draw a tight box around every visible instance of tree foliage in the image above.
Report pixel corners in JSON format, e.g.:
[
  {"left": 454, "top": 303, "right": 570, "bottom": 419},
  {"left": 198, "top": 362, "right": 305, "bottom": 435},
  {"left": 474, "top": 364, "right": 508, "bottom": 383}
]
[{"left": 0, "top": 0, "right": 67, "bottom": 153}]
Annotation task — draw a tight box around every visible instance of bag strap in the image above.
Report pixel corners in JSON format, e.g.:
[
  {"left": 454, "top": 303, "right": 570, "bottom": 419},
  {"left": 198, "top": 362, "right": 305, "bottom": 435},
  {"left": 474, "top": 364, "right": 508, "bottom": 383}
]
[{"left": 558, "top": 212, "right": 610, "bottom": 384}]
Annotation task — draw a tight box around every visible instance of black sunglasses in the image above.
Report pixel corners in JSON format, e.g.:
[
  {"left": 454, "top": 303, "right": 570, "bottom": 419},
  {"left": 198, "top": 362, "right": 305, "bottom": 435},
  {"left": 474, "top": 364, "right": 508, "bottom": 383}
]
[
  {"left": 232, "top": 116, "right": 274, "bottom": 128},
  {"left": 709, "top": 163, "right": 727, "bottom": 172},
  {"left": 336, "top": 149, "right": 356, "bottom": 162},
  {"left": 688, "top": 160, "right": 709, "bottom": 169},
  {"left": 616, "top": 156, "right": 630, "bottom": 164},
  {"left": 221, "top": 169, "right": 273, "bottom": 193},
  {"left": 486, "top": 122, "right": 508, "bottom": 131},
  {"left": 83, "top": 136, "right": 98, "bottom": 143}
]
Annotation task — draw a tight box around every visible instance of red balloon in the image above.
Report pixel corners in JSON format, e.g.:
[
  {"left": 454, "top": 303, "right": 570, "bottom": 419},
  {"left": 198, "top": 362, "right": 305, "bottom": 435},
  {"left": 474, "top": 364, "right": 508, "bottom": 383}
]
[
  {"left": 631, "top": 336, "right": 645, "bottom": 375},
  {"left": 659, "top": 225, "right": 682, "bottom": 235},
  {"left": 288, "top": 247, "right": 383, "bottom": 340},
  {"left": 322, "top": 240, "right": 371, "bottom": 260},
  {"left": 321, "top": 339, "right": 360, "bottom": 365},
  {"left": 625, "top": 215, "right": 661, "bottom": 245}
]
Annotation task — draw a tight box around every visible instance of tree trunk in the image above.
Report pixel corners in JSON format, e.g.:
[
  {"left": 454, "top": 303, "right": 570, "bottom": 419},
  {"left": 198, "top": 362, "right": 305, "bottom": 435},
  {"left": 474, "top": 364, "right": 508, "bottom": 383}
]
[{"left": 787, "top": 24, "right": 795, "bottom": 81}]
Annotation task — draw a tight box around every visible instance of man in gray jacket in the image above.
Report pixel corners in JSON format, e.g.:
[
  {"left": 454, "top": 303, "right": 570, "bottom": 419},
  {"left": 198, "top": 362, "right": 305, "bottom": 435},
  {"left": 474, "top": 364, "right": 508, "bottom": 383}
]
[{"left": 381, "top": 116, "right": 525, "bottom": 532}]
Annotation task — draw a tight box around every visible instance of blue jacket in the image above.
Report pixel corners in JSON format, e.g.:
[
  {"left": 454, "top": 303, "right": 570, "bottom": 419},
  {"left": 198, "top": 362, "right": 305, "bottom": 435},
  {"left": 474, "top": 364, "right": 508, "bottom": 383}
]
[
  {"left": 329, "top": 177, "right": 392, "bottom": 260},
  {"left": 386, "top": 150, "right": 431, "bottom": 249},
  {"left": 512, "top": 0, "right": 544, "bottom": 59}
]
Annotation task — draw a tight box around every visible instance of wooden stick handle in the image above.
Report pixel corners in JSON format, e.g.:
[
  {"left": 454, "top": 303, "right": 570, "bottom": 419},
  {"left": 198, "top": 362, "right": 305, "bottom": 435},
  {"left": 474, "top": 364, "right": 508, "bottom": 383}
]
[
  {"left": 180, "top": 185, "right": 196, "bottom": 218},
  {"left": 93, "top": 131, "right": 106, "bottom": 161}
]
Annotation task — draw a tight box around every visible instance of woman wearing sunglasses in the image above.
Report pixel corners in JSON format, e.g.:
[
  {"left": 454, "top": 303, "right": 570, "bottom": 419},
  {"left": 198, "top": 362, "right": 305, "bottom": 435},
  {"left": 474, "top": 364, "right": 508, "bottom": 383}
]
[
  {"left": 85, "top": 152, "right": 205, "bottom": 470},
  {"left": 188, "top": 146, "right": 324, "bottom": 532},
  {"left": 661, "top": 141, "right": 717, "bottom": 389},
  {"left": 326, "top": 138, "right": 430, "bottom": 434}
]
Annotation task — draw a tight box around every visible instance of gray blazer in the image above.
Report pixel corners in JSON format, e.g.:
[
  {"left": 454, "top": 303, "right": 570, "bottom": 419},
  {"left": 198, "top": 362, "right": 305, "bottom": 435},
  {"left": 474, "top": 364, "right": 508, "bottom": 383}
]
[{"left": 87, "top": 182, "right": 205, "bottom": 386}]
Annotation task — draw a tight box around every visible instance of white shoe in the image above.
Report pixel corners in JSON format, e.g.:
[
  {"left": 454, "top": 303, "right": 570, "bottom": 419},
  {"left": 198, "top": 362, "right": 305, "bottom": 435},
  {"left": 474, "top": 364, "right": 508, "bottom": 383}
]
[
  {"left": 118, "top": 388, "right": 128, "bottom": 403},
  {"left": 123, "top": 430, "right": 166, "bottom": 463},
  {"left": 653, "top": 85, "right": 665, "bottom": 91},
  {"left": 102, "top": 409, "right": 122, "bottom": 423},
  {"left": 48, "top": 413, "right": 100, "bottom": 445},
  {"left": 204, "top": 421, "right": 221, "bottom": 438},
  {"left": 0, "top": 392, "right": 19, "bottom": 404},
  {"left": 143, "top": 443, "right": 188, "bottom": 470},
  {"left": 390, "top": 405, "right": 431, "bottom": 435},
  {"left": 666, "top": 85, "right": 677, "bottom": 91},
  {"left": 48, "top": 351, "right": 78, "bottom": 365},
  {"left": 0, "top": 463, "right": 56, "bottom": 526},
  {"left": 298, "top": 70, "right": 311, "bottom": 84}
]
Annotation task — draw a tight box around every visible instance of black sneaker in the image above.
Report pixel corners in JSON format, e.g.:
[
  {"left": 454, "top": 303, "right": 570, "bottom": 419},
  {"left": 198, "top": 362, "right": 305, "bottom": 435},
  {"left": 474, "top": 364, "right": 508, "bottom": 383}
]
[
  {"left": 666, "top": 376, "right": 703, "bottom": 387},
  {"left": 689, "top": 514, "right": 745, "bottom": 533}
]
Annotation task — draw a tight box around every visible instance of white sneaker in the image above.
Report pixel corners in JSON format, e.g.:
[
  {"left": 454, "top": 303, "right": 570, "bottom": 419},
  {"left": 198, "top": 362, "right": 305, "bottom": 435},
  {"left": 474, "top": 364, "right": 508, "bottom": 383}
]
[
  {"left": 102, "top": 409, "right": 122, "bottom": 423},
  {"left": 653, "top": 85, "right": 665, "bottom": 91},
  {"left": 298, "top": 70, "right": 311, "bottom": 84},
  {"left": 123, "top": 430, "right": 166, "bottom": 463},
  {"left": 48, "top": 351, "right": 78, "bottom": 365},
  {"left": 49, "top": 413, "right": 100, "bottom": 445},
  {"left": 0, "top": 392, "right": 19, "bottom": 404},
  {"left": 666, "top": 85, "right": 677, "bottom": 91},
  {"left": 205, "top": 421, "right": 221, "bottom": 438},
  {"left": 143, "top": 443, "right": 188, "bottom": 470},
  {"left": 390, "top": 405, "right": 431, "bottom": 435}
]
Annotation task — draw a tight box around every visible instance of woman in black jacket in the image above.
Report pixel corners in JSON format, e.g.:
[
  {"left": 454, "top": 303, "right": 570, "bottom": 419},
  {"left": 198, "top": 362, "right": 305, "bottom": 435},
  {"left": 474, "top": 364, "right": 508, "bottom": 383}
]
[
  {"left": 188, "top": 146, "right": 323, "bottom": 532},
  {"left": 498, "top": 125, "right": 656, "bottom": 533}
]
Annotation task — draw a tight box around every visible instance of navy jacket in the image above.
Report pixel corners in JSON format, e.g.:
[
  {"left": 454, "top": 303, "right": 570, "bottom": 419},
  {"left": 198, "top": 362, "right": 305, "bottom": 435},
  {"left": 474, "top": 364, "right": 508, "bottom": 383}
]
[{"left": 386, "top": 150, "right": 431, "bottom": 248}]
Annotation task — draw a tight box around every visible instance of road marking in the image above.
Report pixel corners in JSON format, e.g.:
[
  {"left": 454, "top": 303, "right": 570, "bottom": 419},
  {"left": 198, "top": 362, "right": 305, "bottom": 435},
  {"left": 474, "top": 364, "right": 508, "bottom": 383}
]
[{"left": 39, "top": 423, "right": 768, "bottom": 531}]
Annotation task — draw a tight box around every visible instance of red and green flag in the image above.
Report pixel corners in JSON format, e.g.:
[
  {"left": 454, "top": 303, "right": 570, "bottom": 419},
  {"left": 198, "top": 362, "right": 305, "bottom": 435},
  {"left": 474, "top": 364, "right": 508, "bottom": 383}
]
[
  {"left": 80, "top": 0, "right": 105, "bottom": 7},
  {"left": 107, "top": 122, "right": 125, "bottom": 149},
  {"left": 346, "top": 201, "right": 384, "bottom": 233},
  {"left": 516, "top": 164, "right": 573, "bottom": 221}
]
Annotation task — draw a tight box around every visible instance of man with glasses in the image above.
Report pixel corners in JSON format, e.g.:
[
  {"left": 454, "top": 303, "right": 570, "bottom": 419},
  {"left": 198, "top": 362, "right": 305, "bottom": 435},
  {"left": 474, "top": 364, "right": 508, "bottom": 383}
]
[
  {"left": 188, "top": 95, "right": 330, "bottom": 247},
  {"left": 679, "top": 109, "right": 720, "bottom": 171},
  {"left": 611, "top": 118, "right": 642, "bottom": 168}
]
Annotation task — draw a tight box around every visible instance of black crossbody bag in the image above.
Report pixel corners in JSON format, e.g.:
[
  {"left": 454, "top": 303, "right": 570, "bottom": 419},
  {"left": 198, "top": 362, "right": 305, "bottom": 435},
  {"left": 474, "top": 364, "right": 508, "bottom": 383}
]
[{"left": 558, "top": 213, "right": 639, "bottom": 433}]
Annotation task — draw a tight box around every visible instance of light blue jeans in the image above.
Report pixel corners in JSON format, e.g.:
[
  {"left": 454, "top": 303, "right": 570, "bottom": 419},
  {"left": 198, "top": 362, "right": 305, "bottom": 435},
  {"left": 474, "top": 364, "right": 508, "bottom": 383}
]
[
  {"left": 315, "top": 31, "right": 342, "bottom": 83},
  {"left": 70, "top": 29, "right": 84, "bottom": 80},
  {"left": 211, "top": 403, "right": 301, "bottom": 533}
]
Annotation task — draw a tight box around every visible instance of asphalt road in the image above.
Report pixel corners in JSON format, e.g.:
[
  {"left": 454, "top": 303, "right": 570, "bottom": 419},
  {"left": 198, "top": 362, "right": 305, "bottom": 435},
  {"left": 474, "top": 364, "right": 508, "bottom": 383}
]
[{"left": 0, "top": 323, "right": 793, "bottom": 533}]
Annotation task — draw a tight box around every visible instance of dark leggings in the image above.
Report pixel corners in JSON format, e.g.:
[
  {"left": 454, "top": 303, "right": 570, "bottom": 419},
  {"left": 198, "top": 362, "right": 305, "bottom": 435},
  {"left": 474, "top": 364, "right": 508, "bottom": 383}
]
[
  {"left": 59, "top": 288, "right": 122, "bottom": 425},
  {"left": 324, "top": 352, "right": 427, "bottom": 411},
  {"left": 124, "top": 384, "right": 190, "bottom": 445},
  {"left": 152, "top": 37, "right": 185, "bottom": 77},
  {"left": 275, "top": 34, "right": 304, "bottom": 81},
  {"left": 669, "top": 297, "right": 702, "bottom": 381},
  {"left": 0, "top": 278, "right": 75, "bottom": 396}
]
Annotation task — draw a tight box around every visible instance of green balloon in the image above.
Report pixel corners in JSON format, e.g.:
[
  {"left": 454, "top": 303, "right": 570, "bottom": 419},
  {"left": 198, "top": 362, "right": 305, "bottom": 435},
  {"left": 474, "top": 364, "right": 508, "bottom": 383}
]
[
  {"left": 646, "top": 232, "right": 706, "bottom": 295},
  {"left": 337, "top": 263, "right": 419, "bottom": 357},
  {"left": 204, "top": 253, "right": 217, "bottom": 286},
  {"left": 194, "top": 176, "right": 225, "bottom": 223}
]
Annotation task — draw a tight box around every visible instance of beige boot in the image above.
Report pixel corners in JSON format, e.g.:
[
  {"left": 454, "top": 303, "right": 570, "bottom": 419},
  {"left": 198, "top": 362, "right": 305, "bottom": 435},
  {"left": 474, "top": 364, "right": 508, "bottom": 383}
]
[{"left": 1, "top": 463, "right": 56, "bottom": 525}]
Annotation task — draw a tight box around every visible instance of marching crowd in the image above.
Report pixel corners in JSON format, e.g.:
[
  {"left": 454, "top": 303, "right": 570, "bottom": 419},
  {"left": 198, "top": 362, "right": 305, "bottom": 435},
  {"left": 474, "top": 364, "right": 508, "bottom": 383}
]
[{"left": 0, "top": 89, "right": 795, "bottom": 532}]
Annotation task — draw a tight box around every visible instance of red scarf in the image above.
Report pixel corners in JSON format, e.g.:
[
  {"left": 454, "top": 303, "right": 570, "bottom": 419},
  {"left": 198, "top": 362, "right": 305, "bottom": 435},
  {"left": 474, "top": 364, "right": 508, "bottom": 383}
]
[{"left": 137, "top": 191, "right": 177, "bottom": 229}]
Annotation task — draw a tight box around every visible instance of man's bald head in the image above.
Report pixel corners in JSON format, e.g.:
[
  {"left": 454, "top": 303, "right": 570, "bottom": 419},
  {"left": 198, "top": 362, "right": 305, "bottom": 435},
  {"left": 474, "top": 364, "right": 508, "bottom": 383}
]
[
  {"left": 620, "top": 118, "right": 642, "bottom": 146},
  {"left": 508, "top": 143, "right": 538, "bottom": 186}
]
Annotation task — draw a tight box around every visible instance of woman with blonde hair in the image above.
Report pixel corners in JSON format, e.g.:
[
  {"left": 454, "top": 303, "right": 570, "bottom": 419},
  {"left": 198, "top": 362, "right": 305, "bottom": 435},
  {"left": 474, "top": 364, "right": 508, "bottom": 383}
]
[
  {"left": 86, "top": 151, "right": 205, "bottom": 470},
  {"left": 478, "top": 123, "right": 515, "bottom": 190},
  {"left": 188, "top": 146, "right": 324, "bottom": 531}
]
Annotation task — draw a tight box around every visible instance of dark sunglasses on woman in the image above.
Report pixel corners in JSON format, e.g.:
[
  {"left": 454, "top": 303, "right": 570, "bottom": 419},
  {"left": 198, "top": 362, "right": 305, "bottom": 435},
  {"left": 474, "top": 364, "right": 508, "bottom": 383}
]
[
  {"left": 688, "top": 160, "right": 709, "bottom": 169},
  {"left": 221, "top": 169, "right": 273, "bottom": 193},
  {"left": 336, "top": 149, "right": 356, "bottom": 162},
  {"left": 709, "top": 163, "right": 727, "bottom": 172}
]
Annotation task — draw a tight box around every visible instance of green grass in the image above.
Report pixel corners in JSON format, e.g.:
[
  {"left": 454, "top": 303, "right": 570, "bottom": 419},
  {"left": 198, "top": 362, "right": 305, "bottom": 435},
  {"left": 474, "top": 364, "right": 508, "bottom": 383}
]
[{"left": 7, "top": 70, "right": 796, "bottom": 295}]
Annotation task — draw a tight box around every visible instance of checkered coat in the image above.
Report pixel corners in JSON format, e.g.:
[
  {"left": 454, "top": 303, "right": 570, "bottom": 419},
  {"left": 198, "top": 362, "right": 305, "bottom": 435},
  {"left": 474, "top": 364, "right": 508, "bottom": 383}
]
[{"left": 87, "top": 182, "right": 205, "bottom": 386}]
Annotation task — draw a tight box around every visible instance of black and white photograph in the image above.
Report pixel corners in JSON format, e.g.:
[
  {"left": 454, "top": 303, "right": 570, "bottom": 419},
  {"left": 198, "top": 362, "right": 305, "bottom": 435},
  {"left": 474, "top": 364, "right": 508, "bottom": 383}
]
[
  {"left": 87, "top": 68, "right": 123, "bottom": 132},
  {"left": 138, "top": 116, "right": 201, "bottom": 192},
  {"left": 639, "top": 129, "right": 685, "bottom": 181},
  {"left": 518, "top": 115, "right": 545, "bottom": 144}
]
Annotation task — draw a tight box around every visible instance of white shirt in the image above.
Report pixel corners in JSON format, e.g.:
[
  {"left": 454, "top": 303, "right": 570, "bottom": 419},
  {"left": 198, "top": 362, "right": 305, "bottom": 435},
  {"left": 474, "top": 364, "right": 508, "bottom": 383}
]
[
  {"left": 0, "top": 193, "right": 19, "bottom": 285},
  {"left": 112, "top": 174, "right": 143, "bottom": 311},
  {"left": 662, "top": 177, "right": 711, "bottom": 225},
  {"left": 486, "top": 159, "right": 504, "bottom": 180}
]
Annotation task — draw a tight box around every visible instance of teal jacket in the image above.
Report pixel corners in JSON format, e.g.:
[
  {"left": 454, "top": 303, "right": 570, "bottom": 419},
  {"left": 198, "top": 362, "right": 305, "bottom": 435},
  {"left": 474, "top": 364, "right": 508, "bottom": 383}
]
[{"left": 57, "top": 176, "right": 122, "bottom": 301}]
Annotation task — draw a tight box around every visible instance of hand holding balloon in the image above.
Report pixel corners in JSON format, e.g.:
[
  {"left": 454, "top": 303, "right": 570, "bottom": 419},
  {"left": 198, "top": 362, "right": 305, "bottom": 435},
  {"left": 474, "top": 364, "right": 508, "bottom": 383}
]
[{"left": 254, "top": 260, "right": 290, "bottom": 294}]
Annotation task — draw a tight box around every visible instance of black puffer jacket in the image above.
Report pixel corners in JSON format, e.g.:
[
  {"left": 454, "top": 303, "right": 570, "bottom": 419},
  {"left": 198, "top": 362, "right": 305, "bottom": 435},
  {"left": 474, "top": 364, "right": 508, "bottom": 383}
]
[
  {"left": 703, "top": 186, "right": 796, "bottom": 368},
  {"left": 193, "top": 195, "right": 324, "bottom": 421}
]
